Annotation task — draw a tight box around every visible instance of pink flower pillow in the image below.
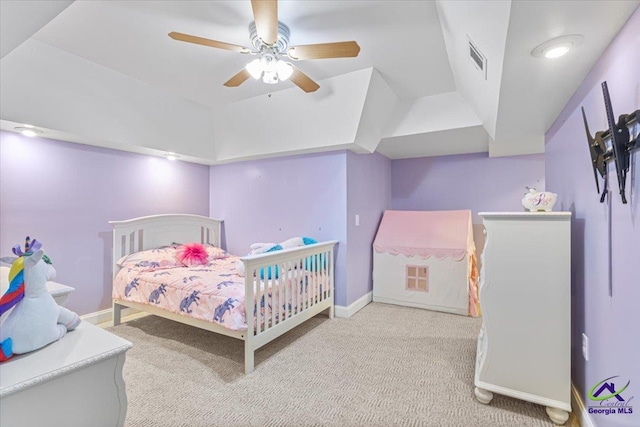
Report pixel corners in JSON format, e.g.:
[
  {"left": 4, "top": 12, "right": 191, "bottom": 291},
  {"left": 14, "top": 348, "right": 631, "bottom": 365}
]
[
  {"left": 177, "top": 243, "right": 209, "bottom": 267},
  {"left": 176, "top": 243, "right": 229, "bottom": 267},
  {"left": 117, "top": 247, "right": 183, "bottom": 271},
  {"left": 205, "top": 244, "right": 229, "bottom": 261}
]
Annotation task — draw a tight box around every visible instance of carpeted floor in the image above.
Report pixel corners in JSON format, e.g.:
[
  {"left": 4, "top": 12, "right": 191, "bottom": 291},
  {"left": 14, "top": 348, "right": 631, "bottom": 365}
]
[{"left": 106, "top": 303, "right": 567, "bottom": 427}]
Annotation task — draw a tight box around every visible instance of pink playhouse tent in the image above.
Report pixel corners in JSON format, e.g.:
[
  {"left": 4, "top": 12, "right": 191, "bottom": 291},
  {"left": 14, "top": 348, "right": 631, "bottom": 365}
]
[{"left": 373, "top": 210, "right": 480, "bottom": 316}]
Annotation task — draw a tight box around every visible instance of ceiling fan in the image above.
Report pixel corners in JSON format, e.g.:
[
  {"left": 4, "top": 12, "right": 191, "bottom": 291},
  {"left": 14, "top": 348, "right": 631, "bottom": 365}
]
[{"left": 168, "top": 0, "right": 360, "bottom": 93}]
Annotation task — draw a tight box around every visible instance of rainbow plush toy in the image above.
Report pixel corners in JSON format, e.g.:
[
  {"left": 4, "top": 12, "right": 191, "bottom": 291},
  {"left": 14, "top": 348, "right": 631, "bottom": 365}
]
[{"left": 0, "top": 237, "right": 80, "bottom": 362}]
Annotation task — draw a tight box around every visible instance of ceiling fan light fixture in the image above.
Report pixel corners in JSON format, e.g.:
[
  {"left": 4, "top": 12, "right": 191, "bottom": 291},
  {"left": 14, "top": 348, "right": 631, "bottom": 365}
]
[
  {"left": 260, "top": 54, "right": 277, "bottom": 72},
  {"left": 262, "top": 70, "right": 279, "bottom": 84},
  {"left": 275, "top": 60, "right": 293, "bottom": 81},
  {"left": 246, "top": 58, "right": 263, "bottom": 79}
]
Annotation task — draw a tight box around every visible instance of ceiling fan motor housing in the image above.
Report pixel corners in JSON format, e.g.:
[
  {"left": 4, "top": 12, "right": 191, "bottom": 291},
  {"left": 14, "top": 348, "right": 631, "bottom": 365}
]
[{"left": 249, "top": 21, "right": 290, "bottom": 53}]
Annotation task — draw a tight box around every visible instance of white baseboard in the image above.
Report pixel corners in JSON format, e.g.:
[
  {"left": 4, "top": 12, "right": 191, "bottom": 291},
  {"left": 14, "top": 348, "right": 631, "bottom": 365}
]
[
  {"left": 572, "top": 382, "right": 596, "bottom": 427},
  {"left": 81, "top": 307, "right": 140, "bottom": 325},
  {"left": 335, "top": 291, "right": 372, "bottom": 318}
]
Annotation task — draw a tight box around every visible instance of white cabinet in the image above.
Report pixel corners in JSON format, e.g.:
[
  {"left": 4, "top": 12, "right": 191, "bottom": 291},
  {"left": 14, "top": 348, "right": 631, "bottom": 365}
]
[
  {"left": 0, "top": 321, "right": 132, "bottom": 427},
  {"left": 0, "top": 265, "right": 75, "bottom": 306},
  {"left": 474, "top": 212, "right": 571, "bottom": 425}
]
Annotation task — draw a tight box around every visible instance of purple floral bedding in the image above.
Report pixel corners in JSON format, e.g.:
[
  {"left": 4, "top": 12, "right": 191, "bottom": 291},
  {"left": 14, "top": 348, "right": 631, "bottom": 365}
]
[{"left": 113, "top": 256, "right": 322, "bottom": 331}]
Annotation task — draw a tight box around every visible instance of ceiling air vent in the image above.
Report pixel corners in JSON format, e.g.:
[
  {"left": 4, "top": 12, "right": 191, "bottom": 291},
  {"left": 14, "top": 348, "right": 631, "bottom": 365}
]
[{"left": 467, "top": 36, "right": 487, "bottom": 80}]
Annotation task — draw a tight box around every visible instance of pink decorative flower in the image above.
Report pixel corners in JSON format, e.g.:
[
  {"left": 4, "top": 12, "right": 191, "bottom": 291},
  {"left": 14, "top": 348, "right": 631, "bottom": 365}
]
[{"left": 177, "top": 243, "right": 208, "bottom": 267}]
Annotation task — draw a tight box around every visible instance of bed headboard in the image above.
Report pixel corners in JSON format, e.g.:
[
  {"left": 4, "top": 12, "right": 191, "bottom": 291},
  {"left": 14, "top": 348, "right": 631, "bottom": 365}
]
[{"left": 109, "top": 214, "right": 223, "bottom": 279}]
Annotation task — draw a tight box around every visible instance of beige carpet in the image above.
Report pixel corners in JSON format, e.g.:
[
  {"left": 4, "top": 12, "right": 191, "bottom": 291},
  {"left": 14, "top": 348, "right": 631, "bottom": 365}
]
[{"left": 107, "top": 303, "right": 565, "bottom": 427}]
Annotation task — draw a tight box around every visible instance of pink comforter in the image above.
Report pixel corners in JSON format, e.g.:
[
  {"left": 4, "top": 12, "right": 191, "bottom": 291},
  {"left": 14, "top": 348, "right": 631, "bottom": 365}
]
[{"left": 113, "top": 256, "right": 319, "bottom": 331}]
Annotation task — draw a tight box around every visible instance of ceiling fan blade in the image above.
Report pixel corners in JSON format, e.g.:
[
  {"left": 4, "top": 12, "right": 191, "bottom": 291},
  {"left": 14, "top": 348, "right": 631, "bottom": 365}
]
[
  {"left": 223, "top": 69, "right": 251, "bottom": 87},
  {"left": 169, "top": 32, "right": 250, "bottom": 54},
  {"left": 289, "top": 65, "right": 319, "bottom": 93},
  {"left": 288, "top": 41, "right": 360, "bottom": 60},
  {"left": 251, "top": 0, "right": 278, "bottom": 46}
]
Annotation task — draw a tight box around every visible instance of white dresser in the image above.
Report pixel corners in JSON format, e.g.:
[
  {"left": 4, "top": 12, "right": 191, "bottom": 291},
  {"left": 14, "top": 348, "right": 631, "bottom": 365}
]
[
  {"left": 474, "top": 212, "right": 571, "bottom": 425},
  {"left": 0, "top": 265, "right": 75, "bottom": 307},
  {"left": 0, "top": 321, "right": 133, "bottom": 427}
]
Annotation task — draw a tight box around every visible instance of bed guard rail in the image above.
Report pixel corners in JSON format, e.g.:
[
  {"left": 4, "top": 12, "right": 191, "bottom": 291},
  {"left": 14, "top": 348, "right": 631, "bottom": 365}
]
[{"left": 240, "top": 241, "right": 338, "bottom": 339}]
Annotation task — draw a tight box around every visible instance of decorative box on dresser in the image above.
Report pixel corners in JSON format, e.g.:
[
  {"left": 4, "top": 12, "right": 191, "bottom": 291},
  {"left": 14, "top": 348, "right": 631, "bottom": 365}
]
[{"left": 474, "top": 212, "right": 571, "bottom": 425}]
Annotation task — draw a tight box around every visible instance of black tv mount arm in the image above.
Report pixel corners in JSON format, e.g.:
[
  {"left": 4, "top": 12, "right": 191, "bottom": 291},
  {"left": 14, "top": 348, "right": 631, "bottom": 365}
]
[
  {"left": 581, "top": 106, "right": 609, "bottom": 201},
  {"left": 582, "top": 81, "right": 639, "bottom": 204}
]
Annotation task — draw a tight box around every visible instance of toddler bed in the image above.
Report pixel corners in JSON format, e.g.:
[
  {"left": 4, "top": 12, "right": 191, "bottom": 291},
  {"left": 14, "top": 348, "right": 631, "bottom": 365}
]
[{"left": 111, "top": 214, "right": 337, "bottom": 374}]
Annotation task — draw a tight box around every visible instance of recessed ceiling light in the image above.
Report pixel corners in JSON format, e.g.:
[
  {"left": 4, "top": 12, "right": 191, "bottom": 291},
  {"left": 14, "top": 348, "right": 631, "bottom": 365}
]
[
  {"left": 543, "top": 45, "right": 571, "bottom": 59},
  {"left": 14, "top": 126, "right": 43, "bottom": 137},
  {"left": 531, "top": 35, "right": 584, "bottom": 59}
]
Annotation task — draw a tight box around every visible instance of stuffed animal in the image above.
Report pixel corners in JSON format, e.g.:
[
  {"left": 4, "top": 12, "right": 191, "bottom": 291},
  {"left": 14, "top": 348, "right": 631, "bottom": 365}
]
[
  {"left": 235, "top": 237, "right": 318, "bottom": 277},
  {"left": 0, "top": 237, "right": 81, "bottom": 362}
]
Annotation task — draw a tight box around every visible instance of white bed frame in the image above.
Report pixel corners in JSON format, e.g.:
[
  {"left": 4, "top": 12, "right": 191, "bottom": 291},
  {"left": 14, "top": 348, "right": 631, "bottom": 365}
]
[{"left": 110, "top": 214, "right": 337, "bottom": 374}]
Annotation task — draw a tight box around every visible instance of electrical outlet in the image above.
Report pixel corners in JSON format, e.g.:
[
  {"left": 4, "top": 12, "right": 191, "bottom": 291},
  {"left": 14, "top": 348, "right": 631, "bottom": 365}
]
[
  {"left": 355, "top": 214, "right": 360, "bottom": 226},
  {"left": 582, "top": 333, "right": 589, "bottom": 361}
]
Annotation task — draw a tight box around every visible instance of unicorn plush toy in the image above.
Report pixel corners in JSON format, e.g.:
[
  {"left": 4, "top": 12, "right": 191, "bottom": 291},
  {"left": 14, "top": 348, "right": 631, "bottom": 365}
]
[{"left": 0, "top": 237, "right": 81, "bottom": 362}]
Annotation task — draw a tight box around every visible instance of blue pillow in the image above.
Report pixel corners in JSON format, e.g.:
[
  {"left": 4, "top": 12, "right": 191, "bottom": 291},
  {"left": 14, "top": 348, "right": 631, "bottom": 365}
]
[
  {"left": 302, "top": 237, "right": 317, "bottom": 245},
  {"left": 304, "top": 253, "right": 326, "bottom": 272},
  {"left": 260, "top": 265, "right": 280, "bottom": 280},
  {"left": 258, "top": 238, "right": 322, "bottom": 278},
  {"left": 259, "top": 245, "right": 282, "bottom": 279}
]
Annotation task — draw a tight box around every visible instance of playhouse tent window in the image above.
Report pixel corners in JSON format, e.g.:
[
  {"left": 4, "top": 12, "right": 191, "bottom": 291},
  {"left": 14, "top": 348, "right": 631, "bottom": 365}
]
[{"left": 406, "top": 265, "right": 429, "bottom": 292}]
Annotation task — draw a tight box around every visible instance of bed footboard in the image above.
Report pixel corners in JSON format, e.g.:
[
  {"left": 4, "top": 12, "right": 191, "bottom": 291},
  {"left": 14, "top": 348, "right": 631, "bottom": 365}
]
[{"left": 241, "top": 241, "right": 338, "bottom": 374}]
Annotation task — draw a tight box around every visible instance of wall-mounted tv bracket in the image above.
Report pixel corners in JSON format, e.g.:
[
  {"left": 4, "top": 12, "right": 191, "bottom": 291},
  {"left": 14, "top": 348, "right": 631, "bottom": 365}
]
[
  {"left": 582, "top": 81, "right": 639, "bottom": 204},
  {"left": 582, "top": 106, "right": 610, "bottom": 202}
]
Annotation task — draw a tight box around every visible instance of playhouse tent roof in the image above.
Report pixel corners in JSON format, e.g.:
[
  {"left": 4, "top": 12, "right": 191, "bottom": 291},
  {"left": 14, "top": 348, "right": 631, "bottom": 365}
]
[{"left": 373, "top": 210, "right": 475, "bottom": 260}]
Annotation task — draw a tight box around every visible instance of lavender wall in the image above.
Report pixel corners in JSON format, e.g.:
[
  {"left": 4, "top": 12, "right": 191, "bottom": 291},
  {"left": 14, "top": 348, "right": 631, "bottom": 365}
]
[
  {"left": 391, "top": 152, "right": 545, "bottom": 255},
  {"left": 391, "top": 152, "right": 545, "bottom": 219},
  {"left": 209, "top": 151, "right": 349, "bottom": 305},
  {"left": 0, "top": 131, "right": 210, "bottom": 316},
  {"left": 546, "top": 8, "right": 639, "bottom": 426},
  {"left": 346, "top": 152, "right": 391, "bottom": 306}
]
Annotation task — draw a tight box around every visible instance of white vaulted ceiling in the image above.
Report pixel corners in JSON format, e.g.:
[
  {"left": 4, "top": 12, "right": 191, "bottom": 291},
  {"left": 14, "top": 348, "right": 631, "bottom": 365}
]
[{"left": 0, "top": 0, "right": 638, "bottom": 164}]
